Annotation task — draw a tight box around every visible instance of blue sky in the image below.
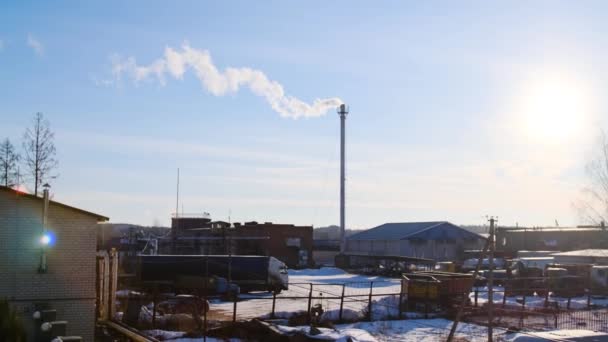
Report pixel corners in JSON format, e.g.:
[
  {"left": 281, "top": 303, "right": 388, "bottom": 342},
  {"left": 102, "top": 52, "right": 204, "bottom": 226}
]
[{"left": 1, "top": 1, "right": 607, "bottom": 228}]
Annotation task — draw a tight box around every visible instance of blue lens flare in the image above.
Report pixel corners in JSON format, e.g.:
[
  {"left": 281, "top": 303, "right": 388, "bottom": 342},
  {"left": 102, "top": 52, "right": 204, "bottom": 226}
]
[{"left": 40, "top": 232, "right": 55, "bottom": 246}]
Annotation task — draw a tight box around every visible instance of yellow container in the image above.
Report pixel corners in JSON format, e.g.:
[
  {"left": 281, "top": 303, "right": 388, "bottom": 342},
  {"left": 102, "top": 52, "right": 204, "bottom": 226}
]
[{"left": 408, "top": 282, "right": 439, "bottom": 300}]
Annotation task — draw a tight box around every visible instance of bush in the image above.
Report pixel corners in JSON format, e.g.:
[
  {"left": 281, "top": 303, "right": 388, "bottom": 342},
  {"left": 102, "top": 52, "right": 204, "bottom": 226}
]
[{"left": 0, "top": 299, "right": 26, "bottom": 342}]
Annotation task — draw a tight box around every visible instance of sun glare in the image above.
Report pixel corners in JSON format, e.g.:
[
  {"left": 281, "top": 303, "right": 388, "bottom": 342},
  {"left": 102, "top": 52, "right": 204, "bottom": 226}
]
[{"left": 519, "top": 76, "right": 592, "bottom": 143}]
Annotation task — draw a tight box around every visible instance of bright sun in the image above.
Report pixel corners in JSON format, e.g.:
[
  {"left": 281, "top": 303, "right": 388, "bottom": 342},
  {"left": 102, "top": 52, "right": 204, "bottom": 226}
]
[{"left": 519, "top": 76, "right": 592, "bottom": 143}]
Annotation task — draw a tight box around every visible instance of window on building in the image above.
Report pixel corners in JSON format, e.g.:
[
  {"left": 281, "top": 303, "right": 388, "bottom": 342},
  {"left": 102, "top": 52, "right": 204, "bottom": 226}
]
[{"left": 286, "top": 237, "right": 301, "bottom": 247}]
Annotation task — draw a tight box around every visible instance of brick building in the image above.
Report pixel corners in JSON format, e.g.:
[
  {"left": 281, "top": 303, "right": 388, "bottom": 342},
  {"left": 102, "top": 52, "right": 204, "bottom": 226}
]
[
  {"left": 0, "top": 185, "right": 108, "bottom": 340},
  {"left": 162, "top": 215, "right": 313, "bottom": 268}
]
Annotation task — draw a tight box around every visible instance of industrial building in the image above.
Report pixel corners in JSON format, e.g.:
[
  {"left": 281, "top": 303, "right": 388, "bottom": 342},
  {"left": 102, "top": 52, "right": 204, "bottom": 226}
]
[
  {"left": 497, "top": 226, "right": 608, "bottom": 256},
  {"left": 0, "top": 185, "right": 108, "bottom": 340},
  {"left": 552, "top": 249, "right": 608, "bottom": 265},
  {"left": 161, "top": 214, "right": 313, "bottom": 268},
  {"left": 345, "top": 221, "right": 485, "bottom": 261}
]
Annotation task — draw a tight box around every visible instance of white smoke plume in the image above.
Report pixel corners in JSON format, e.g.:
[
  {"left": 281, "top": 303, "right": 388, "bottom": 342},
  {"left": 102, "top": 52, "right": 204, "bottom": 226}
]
[{"left": 110, "top": 43, "right": 343, "bottom": 119}]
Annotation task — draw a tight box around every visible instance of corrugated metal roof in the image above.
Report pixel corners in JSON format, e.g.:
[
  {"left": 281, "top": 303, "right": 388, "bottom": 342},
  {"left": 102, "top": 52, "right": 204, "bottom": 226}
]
[{"left": 347, "top": 221, "right": 483, "bottom": 241}]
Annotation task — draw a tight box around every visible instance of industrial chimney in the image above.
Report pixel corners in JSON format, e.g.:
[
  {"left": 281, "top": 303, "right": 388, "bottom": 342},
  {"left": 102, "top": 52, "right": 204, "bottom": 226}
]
[{"left": 338, "top": 104, "right": 348, "bottom": 253}]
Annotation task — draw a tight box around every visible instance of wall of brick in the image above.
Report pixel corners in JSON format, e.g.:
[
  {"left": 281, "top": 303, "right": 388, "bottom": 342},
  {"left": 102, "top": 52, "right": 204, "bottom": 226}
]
[{"left": 0, "top": 189, "right": 103, "bottom": 340}]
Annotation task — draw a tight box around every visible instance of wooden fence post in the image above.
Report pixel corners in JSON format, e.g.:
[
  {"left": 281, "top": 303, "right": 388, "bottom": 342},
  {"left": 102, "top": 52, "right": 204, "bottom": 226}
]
[
  {"left": 398, "top": 291, "right": 404, "bottom": 320},
  {"left": 424, "top": 280, "right": 429, "bottom": 319},
  {"left": 232, "top": 295, "right": 237, "bottom": 323},
  {"left": 152, "top": 294, "right": 157, "bottom": 329},
  {"left": 271, "top": 291, "right": 277, "bottom": 319},
  {"left": 474, "top": 290, "right": 478, "bottom": 307},
  {"left": 96, "top": 251, "right": 110, "bottom": 321},
  {"left": 367, "top": 282, "right": 374, "bottom": 321},
  {"left": 587, "top": 273, "right": 592, "bottom": 309},
  {"left": 109, "top": 248, "right": 118, "bottom": 321},
  {"left": 519, "top": 294, "right": 526, "bottom": 328},
  {"left": 307, "top": 284, "right": 313, "bottom": 324},
  {"left": 554, "top": 311, "right": 558, "bottom": 329},
  {"left": 339, "top": 284, "right": 346, "bottom": 322}
]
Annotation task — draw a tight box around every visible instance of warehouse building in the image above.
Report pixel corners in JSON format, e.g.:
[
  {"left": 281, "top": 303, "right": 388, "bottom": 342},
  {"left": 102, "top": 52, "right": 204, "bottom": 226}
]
[
  {"left": 496, "top": 226, "right": 608, "bottom": 256},
  {"left": 345, "top": 221, "right": 485, "bottom": 261},
  {"left": 0, "top": 185, "right": 108, "bottom": 340}
]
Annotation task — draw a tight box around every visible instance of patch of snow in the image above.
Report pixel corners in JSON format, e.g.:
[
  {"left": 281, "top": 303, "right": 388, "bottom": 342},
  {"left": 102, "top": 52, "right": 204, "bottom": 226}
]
[
  {"left": 337, "top": 319, "right": 507, "bottom": 342},
  {"left": 116, "top": 289, "right": 142, "bottom": 298},
  {"left": 169, "top": 338, "right": 242, "bottom": 342},
  {"left": 276, "top": 319, "right": 506, "bottom": 342},
  {"left": 505, "top": 329, "right": 608, "bottom": 341},
  {"left": 260, "top": 310, "right": 307, "bottom": 319},
  {"left": 289, "top": 267, "right": 349, "bottom": 277},
  {"left": 320, "top": 308, "right": 364, "bottom": 322},
  {"left": 142, "top": 329, "right": 186, "bottom": 340},
  {"left": 276, "top": 325, "right": 377, "bottom": 342}
]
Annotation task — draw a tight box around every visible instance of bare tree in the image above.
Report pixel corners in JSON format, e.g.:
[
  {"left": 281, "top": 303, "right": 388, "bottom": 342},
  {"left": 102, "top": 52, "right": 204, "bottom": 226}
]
[
  {"left": 0, "top": 138, "right": 20, "bottom": 187},
  {"left": 23, "top": 113, "right": 58, "bottom": 196},
  {"left": 577, "top": 131, "right": 608, "bottom": 225}
]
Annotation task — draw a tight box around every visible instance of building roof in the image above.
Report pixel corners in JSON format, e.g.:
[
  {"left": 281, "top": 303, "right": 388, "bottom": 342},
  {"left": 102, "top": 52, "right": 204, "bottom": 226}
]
[
  {"left": 347, "top": 221, "right": 484, "bottom": 241},
  {"left": 502, "top": 227, "right": 605, "bottom": 233},
  {"left": 552, "top": 249, "right": 608, "bottom": 258},
  {"left": 0, "top": 185, "right": 108, "bottom": 221}
]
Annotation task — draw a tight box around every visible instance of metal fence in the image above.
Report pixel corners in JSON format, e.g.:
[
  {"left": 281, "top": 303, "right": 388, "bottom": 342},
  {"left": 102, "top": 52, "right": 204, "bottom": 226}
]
[
  {"left": 463, "top": 277, "right": 608, "bottom": 333},
  {"left": 111, "top": 273, "right": 608, "bottom": 337},
  {"left": 211, "top": 280, "right": 406, "bottom": 323},
  {"left": 463, "top": 306, "right": 608, "bottom": 333},
  {"left": 114, "top": 279, "right": 406, "bottom": 335}
]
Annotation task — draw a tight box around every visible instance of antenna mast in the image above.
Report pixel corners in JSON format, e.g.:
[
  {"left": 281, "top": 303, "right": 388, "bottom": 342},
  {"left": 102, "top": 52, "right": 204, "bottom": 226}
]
[
  {"left": 338, "top": 104, "right": 349, "bottom": 254},
  {"left": 176, "top": 168, "right": 180, "bottom": 219}
]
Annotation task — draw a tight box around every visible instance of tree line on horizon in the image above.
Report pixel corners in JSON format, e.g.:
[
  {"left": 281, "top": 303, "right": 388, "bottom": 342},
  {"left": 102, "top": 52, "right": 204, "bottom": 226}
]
[{"left": 0, "top": 112, "right": 57, "bottom": 196}]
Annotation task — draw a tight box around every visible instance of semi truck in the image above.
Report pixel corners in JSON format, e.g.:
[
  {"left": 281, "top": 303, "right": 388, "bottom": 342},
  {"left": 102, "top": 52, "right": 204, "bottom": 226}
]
[{"left": 136, "top": 255, "right": 289, "bottom": 293}]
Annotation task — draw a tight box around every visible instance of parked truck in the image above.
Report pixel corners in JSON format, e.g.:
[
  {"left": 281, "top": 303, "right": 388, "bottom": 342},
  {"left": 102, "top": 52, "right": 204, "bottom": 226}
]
[{"left": 137, "top": 255, "right": 289, "bottom": 293}]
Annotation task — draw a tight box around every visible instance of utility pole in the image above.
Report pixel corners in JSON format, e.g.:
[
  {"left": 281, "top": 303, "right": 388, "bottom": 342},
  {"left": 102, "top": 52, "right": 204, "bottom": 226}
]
[
  {"left": 338, "top": 104, "right": 348, "bottom": 254},
  {"left": 487, "top": 216, "right": 496, "bottom": 342},
  {"left": 447, "top": 216, "right": 496, "bottom": 342},
  {"left": 38, "top": 183, "right": 50, "bottom": 273},
  {"left": 172, "top": 168, "right": 180, "bottom": 254}
]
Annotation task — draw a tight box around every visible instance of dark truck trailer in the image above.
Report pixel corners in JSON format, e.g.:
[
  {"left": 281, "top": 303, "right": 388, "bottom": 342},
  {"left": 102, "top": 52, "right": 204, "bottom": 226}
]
[{"left": 137, "top": 255, "right": 289, "bottom": 293}]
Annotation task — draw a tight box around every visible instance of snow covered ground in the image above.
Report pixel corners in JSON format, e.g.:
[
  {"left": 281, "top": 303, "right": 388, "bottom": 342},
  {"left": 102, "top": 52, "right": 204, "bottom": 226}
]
[
  {"left": 277, "top": 319, "right": 507, "bottom": 342},
  {"left": 504, "top": 329, "right": 608, "bottom": 341},
  {"left": 145, "top": 326, "right": 608, "bottom": 342},
  {"left": 210, "top": 267, "right": 403, "bottom": 321}
]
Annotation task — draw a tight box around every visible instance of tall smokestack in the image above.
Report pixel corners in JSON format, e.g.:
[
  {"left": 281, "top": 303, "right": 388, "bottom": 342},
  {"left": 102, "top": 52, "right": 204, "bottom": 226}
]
[{"left": 338, "top": 104, "right": 348, "bottom": 253}]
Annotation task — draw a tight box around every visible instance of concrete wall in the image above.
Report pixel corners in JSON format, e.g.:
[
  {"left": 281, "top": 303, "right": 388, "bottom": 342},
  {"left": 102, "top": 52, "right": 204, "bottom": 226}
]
[
  {"left": 0, "top": 190, "right": 101, "bottom": 341},
  {"left": 312, "top": 250, "right": 339, "bottom": 266}
]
